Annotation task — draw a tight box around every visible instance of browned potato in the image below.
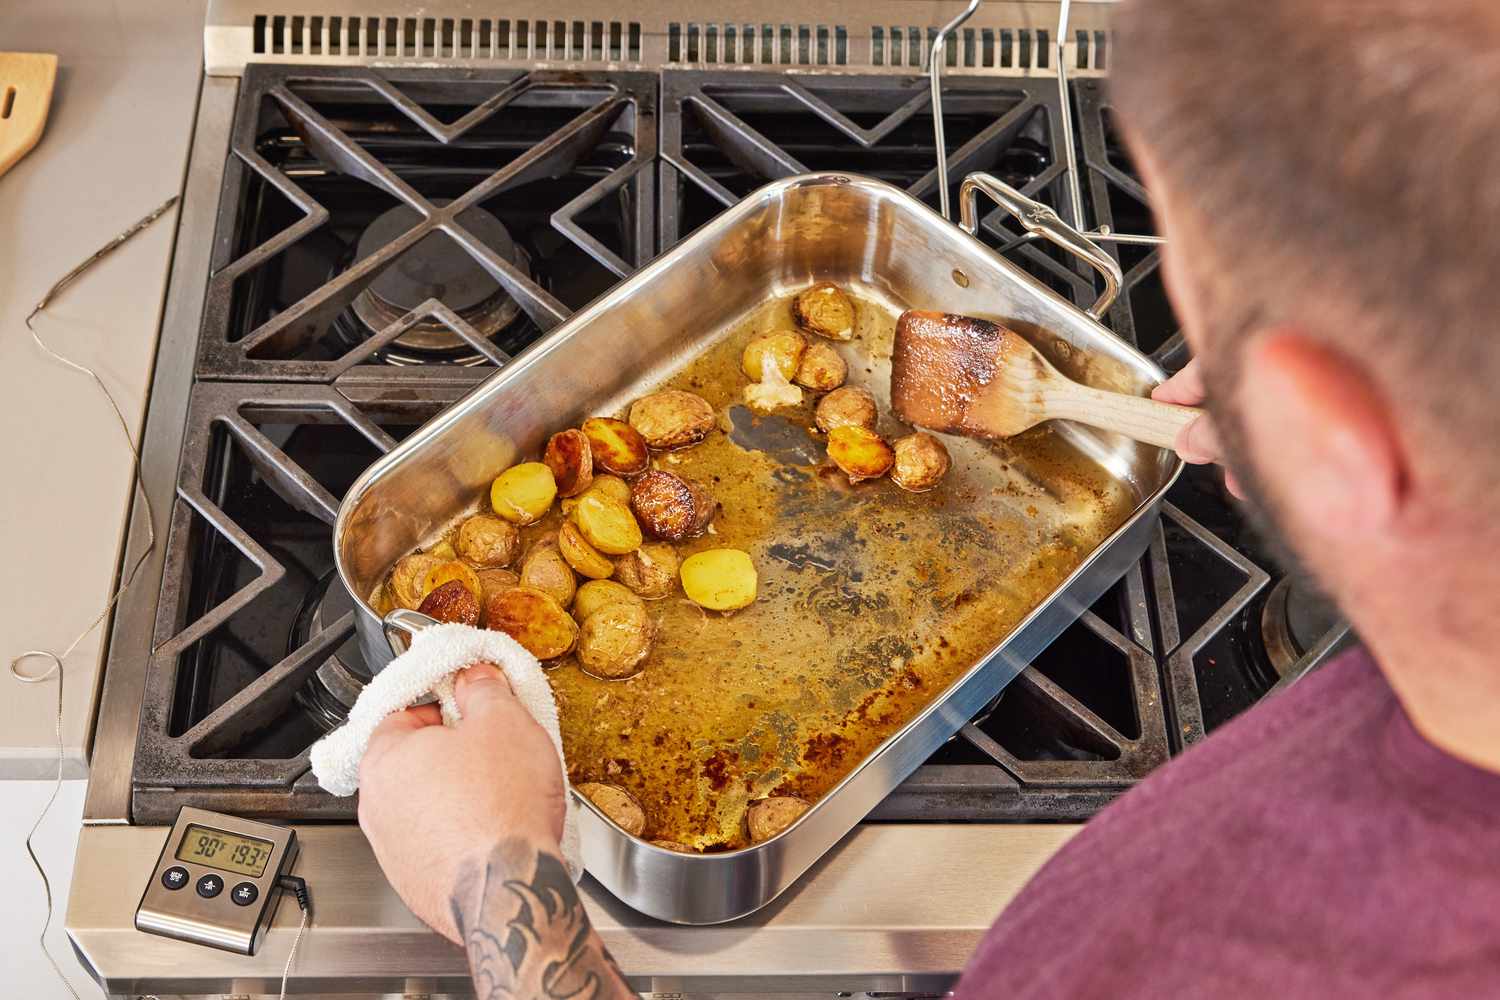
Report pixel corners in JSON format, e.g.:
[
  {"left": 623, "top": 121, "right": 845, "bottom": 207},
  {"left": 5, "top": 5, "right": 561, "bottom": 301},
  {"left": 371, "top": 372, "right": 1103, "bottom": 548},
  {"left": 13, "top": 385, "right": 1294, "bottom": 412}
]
[
  {"left": 581, "top": 417, "right": 651, "bottom": 477},
  {"left": 417, "top": 580, "right": 480, "bottom": 625},
  {"left": 389, "top": 552, "right": 443, "bottom": 610},
  {"left": 628, "top": 390, "right": 715, "bottom": 450},
  {"left": 577, "top": 601, "right": 655, "bottom": 679},
  {"left": 740, "top": 329, "right": 807, "bottom": 381},
  {"left": 574, "top": 579, "right": 645, "bottom": 621},
  {"left": 747, "top": 796, "right": 810, "bottom": 842},
  {"left": 428, "top": 539, "right": 458, "bottom": 562},
  {"left": 475, "top": 568, "right": 520, "bottom": 605},
  {"left": 490, "top": 462, "right": 557, "bottom": 525},
  {"left": 482, "top": 586, "right": 578, "bottom": 660},
  {"left": 558, "top": 521, "right": 615, "bottom": 580},
  {"left": 792, "top": 282, "right": 855, "bottom": 341},
  {"left": 827, "top": 425, "right": 895, "bottom": 483},
  {"left": 544, "top": 429, "right": 594, "bottom": 498},
  {"left": 573, "top": 494, "right": 643, "bottom": 555},
  {"left": 456, "top": 514, "right": 521, "bottom": 568},
  {"left": 630, "top": 470, "right": 717, "bottom": 541},
  {"left": 518, "top": 537, "right": 577, "bottom": 609},
  {"left": 814, "top": 385, "right": 879, "bottom": 433},
  {"left": 891, "top": 433, "right": 952, "bottom": 493},
  {"left": 576, "top": 782, "right": 646, "bottom": 836},
  {"left": 794, "top": 341, "right": 848, "bottom": 391},
  {"left": 613, "top": 542, "right": 681, "bottom": 600},
  {"left": 422, "top": 560, "right": 484, "bottom": 602}
]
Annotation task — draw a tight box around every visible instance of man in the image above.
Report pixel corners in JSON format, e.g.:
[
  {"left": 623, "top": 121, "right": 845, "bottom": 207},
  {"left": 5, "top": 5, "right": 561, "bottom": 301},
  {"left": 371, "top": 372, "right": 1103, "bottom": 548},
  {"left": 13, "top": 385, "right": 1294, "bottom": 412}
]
[{"left": 357, "top": 0, "right": 1500, "bottom": 995}]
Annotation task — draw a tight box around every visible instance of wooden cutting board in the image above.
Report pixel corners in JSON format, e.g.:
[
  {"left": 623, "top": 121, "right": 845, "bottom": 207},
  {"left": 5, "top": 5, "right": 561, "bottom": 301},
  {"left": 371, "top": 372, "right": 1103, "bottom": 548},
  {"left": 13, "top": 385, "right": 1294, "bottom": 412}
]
[{"left": 0, "top": 52, "right": 59, "bottom": 179}]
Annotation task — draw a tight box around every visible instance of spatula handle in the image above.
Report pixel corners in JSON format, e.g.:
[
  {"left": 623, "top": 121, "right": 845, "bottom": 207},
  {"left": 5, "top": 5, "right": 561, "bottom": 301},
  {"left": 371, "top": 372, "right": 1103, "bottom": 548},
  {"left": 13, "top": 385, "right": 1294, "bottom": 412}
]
[{"left": 1051, "top": 386, "right": 1204, "bottom": 451}]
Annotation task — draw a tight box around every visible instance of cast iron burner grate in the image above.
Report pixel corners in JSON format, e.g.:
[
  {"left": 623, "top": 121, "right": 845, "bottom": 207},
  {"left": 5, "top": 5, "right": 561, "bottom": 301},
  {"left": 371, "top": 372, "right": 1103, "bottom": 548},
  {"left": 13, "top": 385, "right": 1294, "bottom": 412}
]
[
  {"left": 659, "top": 70, "right": 1099, "bottom": 308},
  {"left": 194, "top": 64, "right": 656, "bottom": 383},
  {"left": 127, "top": 66, "right": 1324, "bottom": 825}
]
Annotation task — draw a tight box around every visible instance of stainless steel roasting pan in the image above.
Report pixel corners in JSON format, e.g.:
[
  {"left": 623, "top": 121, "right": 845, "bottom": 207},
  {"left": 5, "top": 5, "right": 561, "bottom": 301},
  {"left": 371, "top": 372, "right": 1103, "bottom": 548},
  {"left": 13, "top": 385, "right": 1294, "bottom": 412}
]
[{"left": 335, "top": 171, "right": 1182, "bottom": 924}]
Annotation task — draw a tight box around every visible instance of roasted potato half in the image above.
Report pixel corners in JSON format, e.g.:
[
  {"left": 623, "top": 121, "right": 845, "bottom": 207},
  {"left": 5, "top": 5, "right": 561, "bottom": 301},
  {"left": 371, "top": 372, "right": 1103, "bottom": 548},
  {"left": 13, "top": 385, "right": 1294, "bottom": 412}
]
[
  {"left": 680, "top": 548, "right": 757, "bottom": 611},
  {"left": 578, "top": 601, "right": 655, "bottom": 680},
  {"left": 389, "top": 552, "right": 443, "bottom": 610},
  {"left": 747, "top": 795, "right": 811, "bottom": 843},
  {"left": 814, "top": 385, "right": 879, "bottom": 433},
  {"left": 581, "top": 417, "right": 651, "bottom": 477},
  {"left": 482, "top": 586, "right": 578, "bottom": 660},
  {"left": 794, "top": 341, "right": 848, "bottom": 392},
  {"left": 417, "top": 580, "right": 480, "bottom": 626},
  {"left": 630, "top": 470, "right": 717, "bottom": 541},
  {"left": 562, "top": 473, "right": 633, "bottom": 516},
  {"left": 490, "top": 462, "right": 558, "bottom": 525},
  {"left": 456, "top": 514, "right": 521, "bottom": 568},
  {"left": 518, "top": 538, "right": 577, "bottom": 609},
  {"left": 792, "top": 282, "right": 856, "bottom": 341},
  {"left": 422, "top": 560, "right": 484, "bottom": 602},
  {"left": 544, "top": 429, "right": 594, "bottom": 498},
  {"left": 740, "top": 329, "right": 807, "bottom": 382},
  {"left": 827, "top": 425, "right": 895, "bottom": 483},
  {"left": 891, "top": 433, "right": 952, "bottom": 493},
  {"left": 573, "top": 494, "right": 643, "bottom": 555},
  {"left": 576, "top": 782, "right": 647, "bottom": 836},
  {"left": 558, "top": 521, "right": 615, "bottom": 580},
  {"left": 613, "top": 542, "right": 680, "bottom": 600},
  {"left": 475, "top": 568, "right": 520, "bottom": 605},
  {"left": 628, "top": 390, "right": 716, "bottom": 450},
  {"left": 574, "top": 579, "right": 646, "bottom": 621}
]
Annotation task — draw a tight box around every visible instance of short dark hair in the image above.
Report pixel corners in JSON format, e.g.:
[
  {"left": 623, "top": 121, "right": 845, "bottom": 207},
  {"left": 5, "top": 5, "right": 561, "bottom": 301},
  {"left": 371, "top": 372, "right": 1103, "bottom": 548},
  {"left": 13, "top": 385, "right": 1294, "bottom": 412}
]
[{"left": 1112, "top": 1, "right": 1500, "bottom": 504}]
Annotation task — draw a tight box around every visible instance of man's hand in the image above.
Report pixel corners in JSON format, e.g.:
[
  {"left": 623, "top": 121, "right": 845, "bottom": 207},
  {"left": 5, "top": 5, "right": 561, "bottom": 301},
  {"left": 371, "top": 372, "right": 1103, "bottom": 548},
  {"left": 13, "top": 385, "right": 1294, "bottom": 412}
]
[
  {"left": 358, "top": 663, "right": 567, "bottom": 943},
  {"left": 359, "top": 663, "right": 634, "bottom": 999},
  {"left": 1151, "top": 358, "right": 1245, "bottom": 498}
]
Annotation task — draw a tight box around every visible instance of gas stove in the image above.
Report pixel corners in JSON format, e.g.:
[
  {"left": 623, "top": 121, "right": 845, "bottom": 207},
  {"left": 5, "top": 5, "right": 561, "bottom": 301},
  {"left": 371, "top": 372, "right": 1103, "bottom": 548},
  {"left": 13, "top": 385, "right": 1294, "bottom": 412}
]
[{"left": 69, "top": 2, "right": 1348, "bottom": 996}]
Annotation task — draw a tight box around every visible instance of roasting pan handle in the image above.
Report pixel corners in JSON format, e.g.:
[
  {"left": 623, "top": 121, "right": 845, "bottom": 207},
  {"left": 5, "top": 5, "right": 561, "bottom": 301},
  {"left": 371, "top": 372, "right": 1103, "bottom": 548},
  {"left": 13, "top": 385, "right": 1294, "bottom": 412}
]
[
  {"left": 382, "top": 607, "right": 437, "bottom": 657},
  {"left": 959, "top": 172, "right": 1123, "bottom": 320}
]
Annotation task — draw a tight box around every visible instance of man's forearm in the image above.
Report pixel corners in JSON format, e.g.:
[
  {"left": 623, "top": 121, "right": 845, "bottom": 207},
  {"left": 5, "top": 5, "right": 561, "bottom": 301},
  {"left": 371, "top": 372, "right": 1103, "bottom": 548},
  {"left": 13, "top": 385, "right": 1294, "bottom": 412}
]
[{"left": 450, "top": 838, "right": 634, "bottom": 1000}]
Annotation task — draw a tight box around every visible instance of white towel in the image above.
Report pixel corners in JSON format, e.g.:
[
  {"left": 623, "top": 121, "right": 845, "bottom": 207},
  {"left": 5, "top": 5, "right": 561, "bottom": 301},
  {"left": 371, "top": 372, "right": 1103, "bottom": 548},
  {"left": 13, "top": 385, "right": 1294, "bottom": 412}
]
[{"left": 309, "top": 622, "right": 582, "bottom": 881}]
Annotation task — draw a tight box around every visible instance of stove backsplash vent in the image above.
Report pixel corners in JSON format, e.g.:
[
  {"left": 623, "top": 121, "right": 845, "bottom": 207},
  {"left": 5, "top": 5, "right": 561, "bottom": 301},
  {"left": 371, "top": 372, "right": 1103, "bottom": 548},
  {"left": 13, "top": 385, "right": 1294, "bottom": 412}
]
[{"left": 208, "top": 0, "right": 1115, "bottom": 77}]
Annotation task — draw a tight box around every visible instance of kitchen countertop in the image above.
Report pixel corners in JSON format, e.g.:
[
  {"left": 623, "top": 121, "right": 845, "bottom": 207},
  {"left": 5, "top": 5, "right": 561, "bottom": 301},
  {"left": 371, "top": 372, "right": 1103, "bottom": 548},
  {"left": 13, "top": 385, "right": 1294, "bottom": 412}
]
[{"left": 1, "top": 0, "right": 203, "bottom": 778}]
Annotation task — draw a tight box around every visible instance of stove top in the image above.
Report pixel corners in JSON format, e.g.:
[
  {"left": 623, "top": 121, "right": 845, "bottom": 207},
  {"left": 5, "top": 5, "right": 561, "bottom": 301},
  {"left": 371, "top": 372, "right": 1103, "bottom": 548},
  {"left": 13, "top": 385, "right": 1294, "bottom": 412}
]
[{"left": 125, "top": 63, "right": 1336, "bottom": 825}]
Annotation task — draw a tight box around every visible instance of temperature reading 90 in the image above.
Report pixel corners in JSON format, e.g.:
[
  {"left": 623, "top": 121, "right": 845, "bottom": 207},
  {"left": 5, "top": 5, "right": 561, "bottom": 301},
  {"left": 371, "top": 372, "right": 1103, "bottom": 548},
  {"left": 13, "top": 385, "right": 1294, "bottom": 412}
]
[{"left": 174, "top": 824, "right": 274, "bottom": 878}]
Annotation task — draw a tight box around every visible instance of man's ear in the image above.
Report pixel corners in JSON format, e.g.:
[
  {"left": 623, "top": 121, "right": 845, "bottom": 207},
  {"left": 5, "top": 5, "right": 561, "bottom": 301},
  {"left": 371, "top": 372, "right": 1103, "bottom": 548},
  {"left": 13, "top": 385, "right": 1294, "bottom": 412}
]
[{"left": 1240, "top": 331, "right": 1406, "bottom": 538}]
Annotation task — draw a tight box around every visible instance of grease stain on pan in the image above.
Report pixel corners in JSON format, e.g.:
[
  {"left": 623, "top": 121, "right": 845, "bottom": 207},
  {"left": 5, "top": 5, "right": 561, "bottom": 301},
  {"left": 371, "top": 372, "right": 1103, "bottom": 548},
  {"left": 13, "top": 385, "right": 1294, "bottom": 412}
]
[{"left": 552, "top": 290, "right": 1132, "bottom": 851}]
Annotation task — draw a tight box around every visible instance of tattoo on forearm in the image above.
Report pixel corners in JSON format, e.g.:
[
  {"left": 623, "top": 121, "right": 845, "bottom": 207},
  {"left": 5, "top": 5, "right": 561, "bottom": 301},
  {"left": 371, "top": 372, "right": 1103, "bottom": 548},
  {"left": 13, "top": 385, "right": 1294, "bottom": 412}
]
[{"left": 451, "top": 839, "right": 631, "bottom": 1000}]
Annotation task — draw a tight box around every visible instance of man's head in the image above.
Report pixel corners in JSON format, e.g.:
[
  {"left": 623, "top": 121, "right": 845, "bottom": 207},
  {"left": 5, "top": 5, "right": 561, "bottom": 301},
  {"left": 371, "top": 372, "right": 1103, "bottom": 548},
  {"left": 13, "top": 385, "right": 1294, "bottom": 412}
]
[{"left": 1111, "top": 1, "right": 1500, "bottom": 676}]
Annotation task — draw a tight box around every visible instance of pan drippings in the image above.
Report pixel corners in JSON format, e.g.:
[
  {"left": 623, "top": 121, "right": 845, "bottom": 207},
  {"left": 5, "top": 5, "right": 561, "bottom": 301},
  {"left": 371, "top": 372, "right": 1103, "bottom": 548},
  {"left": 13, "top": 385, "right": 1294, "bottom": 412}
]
[{"left": 539, "top": 291, "right": 1134, "bottom": 851}]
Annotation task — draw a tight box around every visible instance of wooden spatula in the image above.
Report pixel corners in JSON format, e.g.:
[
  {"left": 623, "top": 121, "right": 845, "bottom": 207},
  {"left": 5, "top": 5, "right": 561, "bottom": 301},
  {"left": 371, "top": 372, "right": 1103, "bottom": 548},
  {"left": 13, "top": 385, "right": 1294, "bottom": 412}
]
[
  {"left": 890, "top": 310, "right": 1201, "bottom": 450},
  {"left": 0, "top": 53, "right": 59, "bottom": 180}
]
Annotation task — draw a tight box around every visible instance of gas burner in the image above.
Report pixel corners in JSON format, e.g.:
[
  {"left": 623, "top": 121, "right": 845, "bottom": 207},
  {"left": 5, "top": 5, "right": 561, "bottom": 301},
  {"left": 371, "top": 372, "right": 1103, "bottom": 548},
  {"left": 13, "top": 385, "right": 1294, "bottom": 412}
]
[
  {"left": 292, "top": 571, "right": 371, "bottom": 732},
  {"left": 341, "top": 200, "right": 528, "bottom": 365},
  {"left": 1260, "top": 574, "right": 1344, "bottom": 677}
]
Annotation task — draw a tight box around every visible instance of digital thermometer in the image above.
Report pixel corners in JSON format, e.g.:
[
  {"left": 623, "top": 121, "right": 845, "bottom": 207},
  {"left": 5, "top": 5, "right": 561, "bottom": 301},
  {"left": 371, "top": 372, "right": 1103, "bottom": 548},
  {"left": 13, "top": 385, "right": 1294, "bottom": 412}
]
[{"left": 135, "top": 806, "right": 299, "bottom": 954}]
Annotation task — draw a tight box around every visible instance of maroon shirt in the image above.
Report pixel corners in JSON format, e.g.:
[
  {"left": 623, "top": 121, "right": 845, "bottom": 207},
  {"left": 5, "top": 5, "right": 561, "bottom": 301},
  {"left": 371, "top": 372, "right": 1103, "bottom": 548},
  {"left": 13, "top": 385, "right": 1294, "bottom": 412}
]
[{"left": 957, "top": 648, "right": 1500, "bottom": 998}]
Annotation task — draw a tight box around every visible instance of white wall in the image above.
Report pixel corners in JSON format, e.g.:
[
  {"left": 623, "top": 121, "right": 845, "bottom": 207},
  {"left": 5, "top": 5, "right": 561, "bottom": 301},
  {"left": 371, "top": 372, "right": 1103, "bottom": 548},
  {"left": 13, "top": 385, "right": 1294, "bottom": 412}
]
[{"left": 1, "top": 781, "right": 102, "bottom": 999}]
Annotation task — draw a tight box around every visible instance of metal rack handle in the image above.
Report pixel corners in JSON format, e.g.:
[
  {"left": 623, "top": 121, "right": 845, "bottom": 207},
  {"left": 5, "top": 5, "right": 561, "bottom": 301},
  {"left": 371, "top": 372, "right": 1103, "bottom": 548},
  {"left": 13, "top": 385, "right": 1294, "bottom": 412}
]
[{"left": 959, "top": 172, "right": 1123, "bottom": 320}]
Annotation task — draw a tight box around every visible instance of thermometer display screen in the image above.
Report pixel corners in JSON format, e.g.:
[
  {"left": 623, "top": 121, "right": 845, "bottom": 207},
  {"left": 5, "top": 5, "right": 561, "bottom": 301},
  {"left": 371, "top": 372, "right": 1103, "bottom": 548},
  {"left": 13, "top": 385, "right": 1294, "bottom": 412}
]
[{"left": 174, "top": 824, "right": 273, "bottom": 878}]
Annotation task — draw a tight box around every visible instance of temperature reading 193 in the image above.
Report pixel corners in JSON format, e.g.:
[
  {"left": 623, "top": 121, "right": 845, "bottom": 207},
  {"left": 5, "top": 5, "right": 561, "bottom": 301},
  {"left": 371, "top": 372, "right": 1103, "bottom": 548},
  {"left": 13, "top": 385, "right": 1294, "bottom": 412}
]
[{"left": 174, "top": 824, "right": 274, "bottom": 878}]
